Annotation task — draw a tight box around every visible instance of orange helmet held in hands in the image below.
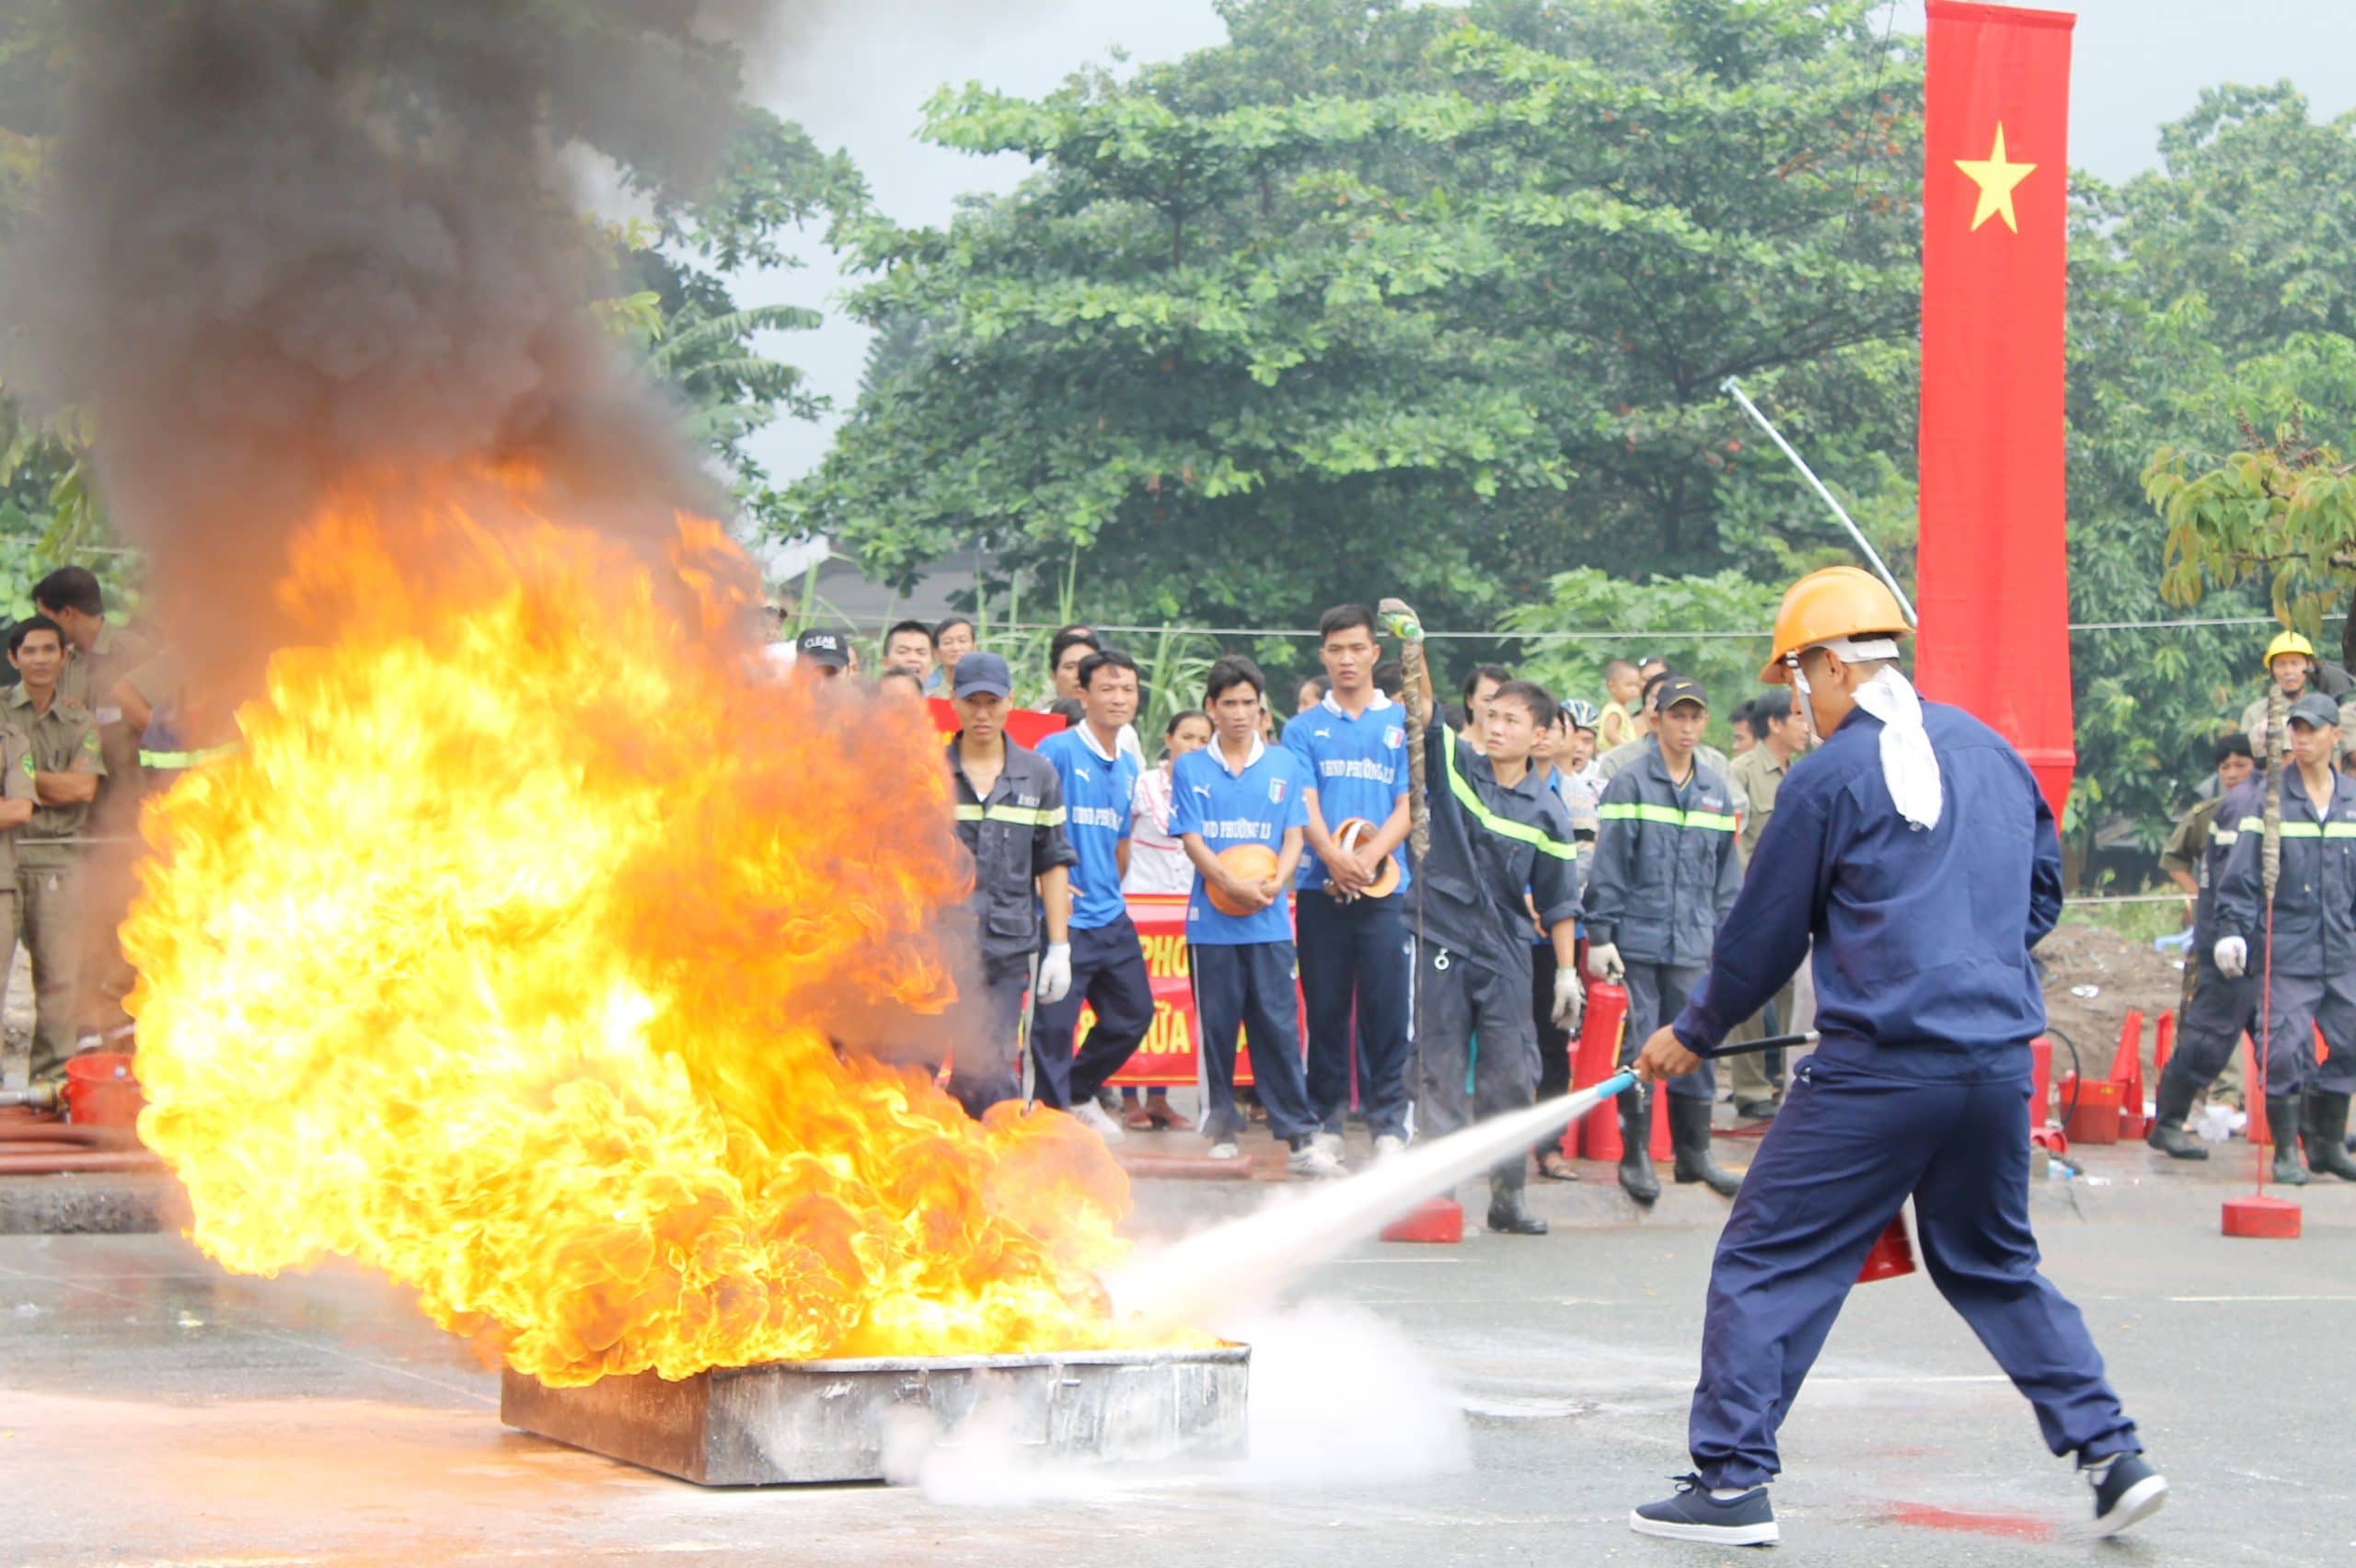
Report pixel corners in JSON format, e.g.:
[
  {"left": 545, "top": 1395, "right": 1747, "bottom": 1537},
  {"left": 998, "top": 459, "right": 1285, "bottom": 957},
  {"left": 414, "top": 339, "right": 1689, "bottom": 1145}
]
[{"left": 1760, "top": 566, "right": 1912, "bottom": 684}]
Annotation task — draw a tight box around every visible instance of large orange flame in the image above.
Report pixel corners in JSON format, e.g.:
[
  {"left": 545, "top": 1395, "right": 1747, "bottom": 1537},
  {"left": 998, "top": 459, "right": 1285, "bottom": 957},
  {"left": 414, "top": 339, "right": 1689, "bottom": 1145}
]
[{"left": 123, "top": 477, "right": 1141, "bottom": 1385}]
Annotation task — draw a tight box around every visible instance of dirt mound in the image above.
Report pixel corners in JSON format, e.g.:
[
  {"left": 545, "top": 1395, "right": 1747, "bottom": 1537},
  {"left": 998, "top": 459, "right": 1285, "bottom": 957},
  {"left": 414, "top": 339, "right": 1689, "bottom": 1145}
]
[{"left": 2038, "top": 920, "right": 2187, "bottom": 1082}]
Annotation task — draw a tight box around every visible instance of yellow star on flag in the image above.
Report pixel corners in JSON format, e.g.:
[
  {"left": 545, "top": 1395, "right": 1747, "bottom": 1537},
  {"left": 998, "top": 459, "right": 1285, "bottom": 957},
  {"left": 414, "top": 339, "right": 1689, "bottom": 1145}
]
[{"left": 1955, "top": 123, "right": 2037, "bottom": 234}]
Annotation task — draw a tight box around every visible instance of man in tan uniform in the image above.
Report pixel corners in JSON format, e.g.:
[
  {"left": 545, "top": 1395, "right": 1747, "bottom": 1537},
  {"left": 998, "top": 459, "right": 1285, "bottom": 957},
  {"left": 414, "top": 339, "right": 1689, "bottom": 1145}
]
[
  {"left": 1721, "top": 691, "right": 1809, "bottom": 1119},
  {"left": 31, "top": 568, "right": 149, "bottom": 1039},
  {"left": 6, "top": 616, "right": 105, "bottom": 1084},
  {"left": 0, "top": 721, "right": 40, "bottom": 1080}
]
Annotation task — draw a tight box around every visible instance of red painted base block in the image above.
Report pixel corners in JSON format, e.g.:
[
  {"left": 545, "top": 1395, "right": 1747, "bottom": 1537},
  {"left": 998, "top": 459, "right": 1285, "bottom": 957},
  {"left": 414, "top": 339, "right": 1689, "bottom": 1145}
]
[
  {"left": 1380, "top": 1197, "right": 1464, "bottom": 1244},
  {"left": 2223, "top": 1194, "right": 2303, "bottom": 1239}
]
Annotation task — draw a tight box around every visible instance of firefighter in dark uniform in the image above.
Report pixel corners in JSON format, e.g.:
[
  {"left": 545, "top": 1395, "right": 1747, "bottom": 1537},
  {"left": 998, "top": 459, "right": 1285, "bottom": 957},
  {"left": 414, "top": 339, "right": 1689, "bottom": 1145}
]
[
  {"left": 1408, "top": 678, "right": 1585, "bottom": 1236},
  {"left": 1623, "top": 568, "right": 2162, "bottom": 1547},
  {"left": 943, "top": 651, "right": 1074, "bottom": 1118},
  {"left": 2145, "top": 732, "right": 2259, "bottom": 1157},
  {"left": 2212, "top": 690, "right": 2356, "bottom": 1184},
  {"left": 1582, "top": 674, "right": 1745, "bottom": 1202}
]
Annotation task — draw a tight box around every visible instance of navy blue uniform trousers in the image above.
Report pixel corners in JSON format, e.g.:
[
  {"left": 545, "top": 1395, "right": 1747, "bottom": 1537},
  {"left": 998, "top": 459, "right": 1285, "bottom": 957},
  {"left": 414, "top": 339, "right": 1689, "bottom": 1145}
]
[
  {"left": 1692, "top": 1056, "right": 2138, "bottom": 1489},
  {"left": 2168, "top": 951, "right": 2256, "bottom": 1087},
  {"left": 1030, "top": 915, "right": 1157, "bottom": 1110},
  {"left": 1191, "top": 940, "right": 1315, "bottom": 1143},
  {"left": 1297, "top": 891, "right": 1413, "bottom": 1139},
  {"left": 947, "top": 956, "right": 1033, "bottom": 1120}
]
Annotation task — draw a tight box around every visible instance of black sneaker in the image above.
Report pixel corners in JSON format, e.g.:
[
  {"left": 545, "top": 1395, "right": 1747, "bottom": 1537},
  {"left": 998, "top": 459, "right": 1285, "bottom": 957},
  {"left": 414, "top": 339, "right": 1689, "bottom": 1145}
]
[
  {"left": 2089, "top": 1452, "right": 2167, "bottom": 1538},
  {"left": 1630, "top": 1473, "right": 1779, "bottom": 1546}
]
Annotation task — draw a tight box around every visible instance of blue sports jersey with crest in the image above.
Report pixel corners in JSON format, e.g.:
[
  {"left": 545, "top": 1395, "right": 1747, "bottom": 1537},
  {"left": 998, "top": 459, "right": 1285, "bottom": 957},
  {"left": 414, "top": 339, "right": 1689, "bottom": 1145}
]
[{"left": 1170, "top": 737, "right": 1310, "bottom": 945}]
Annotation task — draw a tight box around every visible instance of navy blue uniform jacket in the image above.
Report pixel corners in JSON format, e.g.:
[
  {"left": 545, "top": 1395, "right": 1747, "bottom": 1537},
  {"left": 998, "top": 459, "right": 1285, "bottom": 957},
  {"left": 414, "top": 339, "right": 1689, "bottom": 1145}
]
[{"left": 1672, "top": 700, "right": 2063, "bottom": 1082}]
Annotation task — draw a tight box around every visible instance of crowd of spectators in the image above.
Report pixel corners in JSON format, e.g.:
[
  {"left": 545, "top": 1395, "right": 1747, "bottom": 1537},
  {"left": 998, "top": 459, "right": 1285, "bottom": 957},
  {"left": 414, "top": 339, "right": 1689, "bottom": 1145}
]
[{"left": 824, "top": 603, "right": 1846, "bottom": 1198}]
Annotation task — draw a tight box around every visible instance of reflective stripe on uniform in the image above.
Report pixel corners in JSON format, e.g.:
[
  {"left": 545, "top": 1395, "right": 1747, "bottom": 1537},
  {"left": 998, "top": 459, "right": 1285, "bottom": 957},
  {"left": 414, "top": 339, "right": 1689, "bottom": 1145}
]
[
  {"left": 1597, "top": 801, "right": 1739, "bottom": 832},
  {"left": 954, "top": 802, "right": 1067, "bottom": 827},
  {"left": 2281, "top": 810, "right": 2356, "bottom": 837},
  {"left": 139, "top": 744, "right": 241, "bottom": 769},
  {"left": 1440, "top": 727, "right": 1578, "bottom": 859}
]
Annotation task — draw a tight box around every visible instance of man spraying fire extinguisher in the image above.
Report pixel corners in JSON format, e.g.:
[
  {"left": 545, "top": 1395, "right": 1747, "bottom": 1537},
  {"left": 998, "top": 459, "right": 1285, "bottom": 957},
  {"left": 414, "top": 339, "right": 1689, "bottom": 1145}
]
[{"left": 1622, "top": 567, "right": 2165, "bottom": 1548}]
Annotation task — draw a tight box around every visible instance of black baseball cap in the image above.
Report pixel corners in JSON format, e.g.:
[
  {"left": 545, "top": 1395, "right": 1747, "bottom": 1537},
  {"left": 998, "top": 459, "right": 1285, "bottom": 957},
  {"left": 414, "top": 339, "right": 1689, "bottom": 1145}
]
[
  {"left": 795, "top": 628, "right": 850, "bottom": 669},
  {"left": 1657, "top": 675, "right": 1709, "bottom": 713},
  {"left": 2288, "top": 692, "right": 2341, "bottom": 728},
  {"left": 953, "top": 651, "right": 1014, "bottom": 700}
]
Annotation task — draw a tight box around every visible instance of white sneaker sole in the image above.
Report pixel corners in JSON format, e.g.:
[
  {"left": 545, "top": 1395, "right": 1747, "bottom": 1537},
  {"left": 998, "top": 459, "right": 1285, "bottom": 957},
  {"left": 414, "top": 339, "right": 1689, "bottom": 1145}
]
[
  {"left": 1628, "top": 1512, "right": 1778, "bottom": 1546},
  {"left": 2092, "top": 1474, "right": 2167, "bottom": 1539}
]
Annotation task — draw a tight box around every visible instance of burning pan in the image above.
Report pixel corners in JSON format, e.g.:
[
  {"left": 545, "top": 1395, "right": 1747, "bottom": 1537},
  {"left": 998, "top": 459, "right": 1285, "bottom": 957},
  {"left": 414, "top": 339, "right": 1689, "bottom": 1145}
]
[{"left": 502, "top": 1344, "right": 1250, "bottom": 1485}]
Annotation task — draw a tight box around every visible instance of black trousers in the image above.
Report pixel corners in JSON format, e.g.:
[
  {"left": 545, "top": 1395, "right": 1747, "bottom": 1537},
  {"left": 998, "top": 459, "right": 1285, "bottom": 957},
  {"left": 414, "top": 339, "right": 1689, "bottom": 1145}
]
[{"left": 1030, "top": 916, "right": 1157, "bottom": 1109}]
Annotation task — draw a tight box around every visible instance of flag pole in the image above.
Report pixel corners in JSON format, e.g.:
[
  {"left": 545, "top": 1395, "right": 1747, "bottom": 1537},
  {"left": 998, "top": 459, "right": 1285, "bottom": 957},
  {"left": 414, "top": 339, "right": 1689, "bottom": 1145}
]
[{"left": 1722, "top": 375, "right": 1917, "bottom": 627}]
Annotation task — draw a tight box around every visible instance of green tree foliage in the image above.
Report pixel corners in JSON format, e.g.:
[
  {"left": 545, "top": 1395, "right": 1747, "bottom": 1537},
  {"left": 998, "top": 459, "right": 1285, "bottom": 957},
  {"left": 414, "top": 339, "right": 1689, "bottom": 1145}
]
[
  {"left": 1501, "top": 567, "right": 1784, "bottom": 745},
  {"left": 791, "top": 0, "right": 1923, "bottom": 631},
  {"left": 606, "top": 109, "right": 866, "bottom": 532},
  {"left": 2070, "top": 85, "right": 2356, "bottom": 845}
]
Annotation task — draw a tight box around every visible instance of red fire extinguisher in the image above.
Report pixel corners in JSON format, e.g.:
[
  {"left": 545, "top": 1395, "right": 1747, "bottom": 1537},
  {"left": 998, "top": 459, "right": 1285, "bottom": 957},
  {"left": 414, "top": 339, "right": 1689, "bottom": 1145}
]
[{"left": 1570, "top": 980, "right": 1630, "bottom": 1160}]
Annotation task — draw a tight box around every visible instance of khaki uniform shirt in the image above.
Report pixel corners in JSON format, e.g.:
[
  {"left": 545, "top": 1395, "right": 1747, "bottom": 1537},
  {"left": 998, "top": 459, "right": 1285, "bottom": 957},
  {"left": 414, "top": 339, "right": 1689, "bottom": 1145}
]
[
  {"left": 61, "top": 624, "right": 152, "bottom": 826},
  {"left": 2242, "top": 690, "right": 2356, "bottom": 754},
  {"left": 58, "top": 623, "right": 155, "bottom": 714},
  {"left": 6, "top": 686, "right": 105, "bottom": 869},
  {"left": 2158, "top": 795, "right": 2224, "bottom": 882},
  {"left": 1728, "top": 744, "right": 1791, "bottom": 868},
  {"left": 0, "top": 725, "right": 38, "bottom": 885}
]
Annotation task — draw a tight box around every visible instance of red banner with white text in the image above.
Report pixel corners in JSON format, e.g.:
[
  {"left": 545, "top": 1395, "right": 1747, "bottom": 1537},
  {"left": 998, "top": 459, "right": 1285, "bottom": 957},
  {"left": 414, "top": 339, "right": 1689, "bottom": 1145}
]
[{"left": 1915, "top": 1, "right": 2077, "bottom": 820}]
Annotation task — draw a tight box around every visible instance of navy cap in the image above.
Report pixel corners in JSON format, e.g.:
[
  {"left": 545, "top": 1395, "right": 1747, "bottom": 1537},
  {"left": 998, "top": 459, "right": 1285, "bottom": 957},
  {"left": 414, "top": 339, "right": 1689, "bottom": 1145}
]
[
  {"left": 2288, "top": 691, "right": 2341, "bottom": 728},
  {"left": 1656, "top": 675, "right": 1710, "bottom": 712},
  {"left": 953, "top": 650, "right": 1013, "bottom": 700},
  {"left": 794, "top": 628, "right": 850, "bottom": 669}
]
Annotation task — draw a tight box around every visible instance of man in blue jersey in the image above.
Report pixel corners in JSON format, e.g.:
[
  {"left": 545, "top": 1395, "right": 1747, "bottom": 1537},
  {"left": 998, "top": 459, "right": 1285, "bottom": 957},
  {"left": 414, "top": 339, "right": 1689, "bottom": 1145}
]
[
  {"left": 1284, "top": 605, "right": 1415, "bottom": 1162},
  {"left": 1173, "top": 656, "right": 1342, "bottom": 1178},
  {"left": 1033, "top": 650, "right": 1156, "bottom": 1141},
  {"left": 1625, "top": 569, "right": 2161, "bottom": 1547}
]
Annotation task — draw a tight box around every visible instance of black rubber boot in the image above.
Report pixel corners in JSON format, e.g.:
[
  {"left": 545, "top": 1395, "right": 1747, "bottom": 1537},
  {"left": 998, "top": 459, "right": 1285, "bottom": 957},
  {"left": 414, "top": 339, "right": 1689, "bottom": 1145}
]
[
  {"left": 2268, "top": 1095, "right": 2311, "bottom": 1186},
  {"left": 1617, "top": 1085, "right": 1661, "bottom": 1205},
  {"left": 2303, "top": 1091, "right": 2356, "bottom": 1182},
  {"left": 1487, "top": 1161, "right": 1550, "bottom": 1235},
  {"left": 1669, "top": 1094, "right": 1740, "bottom": 1197},
  {"left": 2144, "top": 1067, "right": 2209, "bottom": 1160}
]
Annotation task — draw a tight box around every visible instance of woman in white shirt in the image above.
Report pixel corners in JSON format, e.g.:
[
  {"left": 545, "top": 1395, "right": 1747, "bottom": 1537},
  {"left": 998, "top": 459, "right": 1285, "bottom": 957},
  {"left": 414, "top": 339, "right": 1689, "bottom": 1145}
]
[
  {"left": 1124, "top": 709, "right": 1213, "bottom": 896},
  {"left": 1119, "top": 709, "right": 1213, "bottom": 1128}
]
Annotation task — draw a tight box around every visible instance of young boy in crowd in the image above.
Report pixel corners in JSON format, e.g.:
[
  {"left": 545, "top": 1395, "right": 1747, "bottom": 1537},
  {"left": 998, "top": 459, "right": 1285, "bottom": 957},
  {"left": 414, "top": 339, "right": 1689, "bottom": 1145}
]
[{"left": 1172, "top": 656, "right": 1339, "bottom": 1178}]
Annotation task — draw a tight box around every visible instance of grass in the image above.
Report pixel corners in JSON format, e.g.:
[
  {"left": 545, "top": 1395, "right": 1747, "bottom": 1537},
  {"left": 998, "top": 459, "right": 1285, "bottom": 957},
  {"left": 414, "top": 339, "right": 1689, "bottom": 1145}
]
[{"left": 2057, "top": 890, "right": 2191, "bottom": 947}]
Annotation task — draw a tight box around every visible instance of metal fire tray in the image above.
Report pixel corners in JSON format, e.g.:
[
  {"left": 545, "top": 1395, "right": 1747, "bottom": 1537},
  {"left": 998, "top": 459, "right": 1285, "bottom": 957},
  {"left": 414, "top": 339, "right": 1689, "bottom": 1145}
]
[{"left": 501, "top": 1344, "right": 1250, "bottom": 1485}]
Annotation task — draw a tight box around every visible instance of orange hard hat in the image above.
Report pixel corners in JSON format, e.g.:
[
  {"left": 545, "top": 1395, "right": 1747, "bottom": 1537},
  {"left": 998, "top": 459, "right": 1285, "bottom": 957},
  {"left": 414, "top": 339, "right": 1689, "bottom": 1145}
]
[
  {"left": 1760, "top": 566, "right": 1912, "bottom": 684},
  {"left": 1207, "top": 843, "right": 1282, "bottom": 917}
]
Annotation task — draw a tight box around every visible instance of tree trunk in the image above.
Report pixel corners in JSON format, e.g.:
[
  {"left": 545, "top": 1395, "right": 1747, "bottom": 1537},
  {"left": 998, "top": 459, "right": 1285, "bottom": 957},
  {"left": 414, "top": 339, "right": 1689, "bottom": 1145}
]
[{"left": 2342, "top": 579, "right": 2356, "bottom": 674}]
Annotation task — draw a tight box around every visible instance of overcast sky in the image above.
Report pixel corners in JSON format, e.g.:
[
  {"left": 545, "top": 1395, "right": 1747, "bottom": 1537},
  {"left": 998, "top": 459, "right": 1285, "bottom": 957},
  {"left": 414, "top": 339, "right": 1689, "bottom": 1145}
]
[{"left": 733, "top": 0, "right": 2356, "bottom": 490}]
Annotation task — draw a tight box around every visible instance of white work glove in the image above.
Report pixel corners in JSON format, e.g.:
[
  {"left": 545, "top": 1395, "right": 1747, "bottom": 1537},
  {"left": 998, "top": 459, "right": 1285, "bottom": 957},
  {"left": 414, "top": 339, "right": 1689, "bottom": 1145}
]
[
  {"left": 2212, "top": 935, "right": 2247, "bottom": 980},
  {"left": 1552, "top": 966, "right": 1586, "bottom": 1031},
  {"left": 1036, "top": 943, "right": 1073, "bottom": 1006},
  {"left": 1585, "top": 941, "right": 1623, "bottom": 982}
]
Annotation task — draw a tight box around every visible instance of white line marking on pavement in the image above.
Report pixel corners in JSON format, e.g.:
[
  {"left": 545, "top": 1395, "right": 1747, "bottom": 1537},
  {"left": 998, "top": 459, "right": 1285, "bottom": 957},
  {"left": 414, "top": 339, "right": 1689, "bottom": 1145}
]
[{"left": 2165, "top": 1294, "right": 2356, "bottom": 1303}]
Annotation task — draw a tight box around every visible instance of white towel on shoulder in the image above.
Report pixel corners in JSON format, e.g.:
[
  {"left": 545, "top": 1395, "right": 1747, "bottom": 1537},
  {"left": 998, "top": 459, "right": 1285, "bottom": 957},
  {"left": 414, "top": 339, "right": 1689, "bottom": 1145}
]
[{"left": 1853, "top": 667, "right": 1942, "bottom": 830}]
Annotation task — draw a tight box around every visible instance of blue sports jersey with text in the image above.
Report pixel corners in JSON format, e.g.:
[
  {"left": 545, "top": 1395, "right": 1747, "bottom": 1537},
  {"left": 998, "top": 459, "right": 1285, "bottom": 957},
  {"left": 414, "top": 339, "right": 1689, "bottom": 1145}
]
[
  {"left": 1171, "top": 738, "right": 1310, "bottom": 945},
  {"left": 1280, "top": 691, "right": 1413, "bottom": 893},
  {"left": 1036, "top": 727, "right": 1139, "bottom": 930}
]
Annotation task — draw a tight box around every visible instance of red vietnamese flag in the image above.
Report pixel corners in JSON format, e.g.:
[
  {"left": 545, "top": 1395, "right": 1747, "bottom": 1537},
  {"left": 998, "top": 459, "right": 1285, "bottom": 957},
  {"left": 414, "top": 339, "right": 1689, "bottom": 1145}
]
[{"left": 1915, "top": 1, "right": 2076, "bottom": 821}]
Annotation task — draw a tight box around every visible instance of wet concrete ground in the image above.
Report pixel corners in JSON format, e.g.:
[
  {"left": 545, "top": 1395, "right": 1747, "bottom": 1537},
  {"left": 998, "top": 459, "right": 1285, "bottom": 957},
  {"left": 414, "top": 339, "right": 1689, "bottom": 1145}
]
[{"left": 5, "top": 1140, "right": 2354, "bottom": 1565}]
